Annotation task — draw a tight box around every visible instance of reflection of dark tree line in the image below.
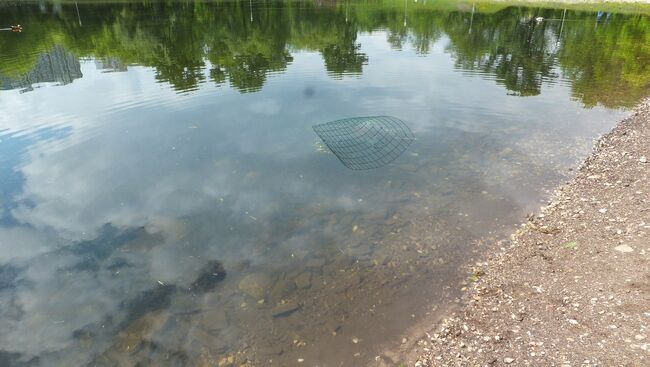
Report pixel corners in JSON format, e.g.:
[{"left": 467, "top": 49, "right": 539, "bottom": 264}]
[
  {"left": 444, "top": 11, "right": 558, "bottom": 97},
  {"left": 0, "top": 1, "right": 368, "bottom": 93},
  {"left": 443, "top": 8, "right": 649, "bottom": 107},
  {"left": 0, "top": 1, "right": 647, "bottom": 107}
]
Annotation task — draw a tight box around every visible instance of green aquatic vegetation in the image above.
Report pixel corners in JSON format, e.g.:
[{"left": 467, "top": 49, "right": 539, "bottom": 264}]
[
  {"left": 469, "top": 268, "right": 485, "bottom": 282},
  {"left": 563, "top": 241, "right": 578, "bottom": 249}
]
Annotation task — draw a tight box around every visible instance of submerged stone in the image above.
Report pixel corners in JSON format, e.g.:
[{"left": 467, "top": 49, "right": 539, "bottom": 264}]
[
  {"left": 185, "top": 327, "right": 218, "bottom": 348},
  {"left": 112, "top": 311, "right": 170, "bottom": 353},
  {"left": 201, "top": 308, "right": 229, "bottom": 331},
  {"left": 169, "top": 291, "right": 201, "bottom": 315},
  {"left": 121, "top": 284, "right": 176, "bottom": 327},
  {"left": 155, "top": 315, "right": 194, "bottom": 352},
  {"left": 310, "top": 275, "right": 325, "bottom": 291},
  {"left": 270, "top": 301, "right": 301, "bottom": 318},
  {"left": 268, "top": 279, "right": 297, "bottom": 303},
  {"left": 305, "top": 257, "right": 326, "bottom": 268},
  {"left": 293, "top": 272, "right": 312, "bottom": 289},
  {"left": 230, "top": 259, "right": 251, "bottom": 272},
  {"left": 372, "top": 252, "right": 390, "bottom": 266},
  {"left": 239, "top": 273, "right": 274, "bottom": 300},
  {"left": 258, "top": 343, "right": 284, "bottom": 356},
  {"left": 346, "top": 273, "right": 362, "bottom": 289},
  {"left": 190, "top": 260, "right": 226, "bottom": 293}
]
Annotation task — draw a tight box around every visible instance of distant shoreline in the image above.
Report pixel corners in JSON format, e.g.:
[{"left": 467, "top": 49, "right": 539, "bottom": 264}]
[
  {"left": 5, "top": 0, "right": 650, "bottom": 16},
  {"left": 472, "top": 0, "right": 650, "bottom": 15},
  {"left": 8, "top": 0, "right": 648, "bottom": 17}
]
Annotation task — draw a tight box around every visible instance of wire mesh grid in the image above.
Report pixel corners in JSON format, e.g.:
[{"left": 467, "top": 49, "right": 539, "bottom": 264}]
[{"left": 313, "top": 116, "right": 415, "bottom": 170}]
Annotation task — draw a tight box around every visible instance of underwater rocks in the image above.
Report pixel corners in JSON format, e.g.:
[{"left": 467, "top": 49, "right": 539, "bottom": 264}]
[
  {"left": 293, "top": 272, "right": 312, "bottom": 289},
  {"left": 270, "top": 301, "right": 301, "bottom": 318},
  {"left": 94, "top": 310, "right": 176, "bottom": 366},
  {"left": 268, "top": 279, "right": 297, "bottom": 304},
  {"left": 238, "top": 273, "right": 274, "bottom": 300},
  {"left": 190, "top": 260, "right": 226, "bottom": 293},
  {"left": 121, "top": 284, "right": 176, "bottom": 327},
  {"left": 201, "top": 308, "right": 229, "bottom": 331},
  {"left": 111, "top": 311, "right": 170, "bottom": 353},
  {"left": 168, "top": 291, "right": 202, "bottom": 315},
  {"left": 305, "top": 257, "right": 326, "bottom": 268}
]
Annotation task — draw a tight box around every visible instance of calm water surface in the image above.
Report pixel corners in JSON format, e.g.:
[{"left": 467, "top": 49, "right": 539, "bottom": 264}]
[{"left": 1, "top": 1, "right": 649, "bottom": 366}]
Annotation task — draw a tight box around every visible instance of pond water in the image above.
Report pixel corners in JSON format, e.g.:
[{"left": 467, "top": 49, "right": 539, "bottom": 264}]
[{"left": 1, "top": 1, "right": 648, "bottom": 366}]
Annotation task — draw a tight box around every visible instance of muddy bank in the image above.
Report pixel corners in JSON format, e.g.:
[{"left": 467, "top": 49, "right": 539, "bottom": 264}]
[{"left": 384, "top": 98, "right": 650, "bottom": 366}]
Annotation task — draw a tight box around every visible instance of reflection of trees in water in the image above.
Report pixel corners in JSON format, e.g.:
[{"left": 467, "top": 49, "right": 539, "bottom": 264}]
[
  {"left": 443, "top": 7, "right": 648, "bottom": 105},
  {"left": 0, "top": 45, "right": 81, "bottom": 92},
  {"left": 202, "top": 1, "right": 294, "bottom": 92},
  {"left": 0, "top": 1, "right": 647, "bottom": 106},
  {"left": 558, "top": 14, "right": 650, "bottom": 108},
  {"left": 321, "top": 25, "right": 368, "bottom": 77},
  {"left": 444, "top": 9, "right": 557, "bottom": 96}
]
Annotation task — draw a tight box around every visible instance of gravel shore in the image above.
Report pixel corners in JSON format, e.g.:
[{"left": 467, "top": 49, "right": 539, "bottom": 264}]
[{"left": 394, "top": 99, "right": 650, "bottom": 367}]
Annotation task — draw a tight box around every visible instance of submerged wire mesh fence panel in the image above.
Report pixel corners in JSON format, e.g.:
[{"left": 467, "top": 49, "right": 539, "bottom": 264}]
[{"left": 313, "top": 116, "right": 415, "bottom": 170}]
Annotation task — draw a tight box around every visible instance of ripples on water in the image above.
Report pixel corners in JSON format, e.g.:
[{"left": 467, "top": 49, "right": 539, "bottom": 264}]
[{"left": 0, "top": 1, "right": 648, "bottom": 366}]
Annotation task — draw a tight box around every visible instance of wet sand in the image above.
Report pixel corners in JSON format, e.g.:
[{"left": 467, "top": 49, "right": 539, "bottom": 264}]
[{"left": 384, "top": 98, "right": 650, "bottom": 366}]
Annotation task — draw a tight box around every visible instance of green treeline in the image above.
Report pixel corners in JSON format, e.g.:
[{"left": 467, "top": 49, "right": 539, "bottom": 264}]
[{"left": 1, "top": 0, "right": 648, "bottom": 107}]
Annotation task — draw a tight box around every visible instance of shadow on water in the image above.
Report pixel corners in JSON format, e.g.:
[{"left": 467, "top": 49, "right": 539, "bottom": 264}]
[{"left": 0, "top": 1, "right": 648, "bottom": 366}]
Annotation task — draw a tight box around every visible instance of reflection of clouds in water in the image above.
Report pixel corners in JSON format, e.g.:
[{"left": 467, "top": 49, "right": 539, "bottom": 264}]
[
  {"left": 1, "top": 246, "right": 120, "bottom": 358},
  {"left": 0, "top": 102, "right": 607, "bottom": 365},
  {"left": 248, "top": 98, "right": 281, "bottom": 115},
  {"left": 12, "top": 133, "right": 223, "bottom": 240},
  {"left": 0, "top": 226, "right": 55, "bottom": 264},
  {"left": 0, "top": 112, "right": 370, "bottom": 364},
  {"left": 10, "top": 114, "right": 364, "bottom": 241},
  {"left": 0, "top": 33, "right": 623, "bottom": 365},
  {"left": 0, "top": 222, "right": 205, "bottom": 363}
]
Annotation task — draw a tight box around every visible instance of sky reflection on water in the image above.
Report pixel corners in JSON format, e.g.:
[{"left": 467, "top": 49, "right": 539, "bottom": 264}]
[{"left": 0, "top": 1, "right": 648, "bottom": 366}]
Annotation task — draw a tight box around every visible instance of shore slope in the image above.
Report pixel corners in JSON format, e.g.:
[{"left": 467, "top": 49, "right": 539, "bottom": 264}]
[{"left": 408, "top": 99, "right": 650, "bottom": 366}]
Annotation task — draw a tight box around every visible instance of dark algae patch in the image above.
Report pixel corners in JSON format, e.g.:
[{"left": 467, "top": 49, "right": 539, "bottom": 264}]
[
  {"left": 190, "top": 261, "right": 227, "bottom": 293},
  {"left": 120, "top": 284, "right": 177, "bottom": 327}
]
